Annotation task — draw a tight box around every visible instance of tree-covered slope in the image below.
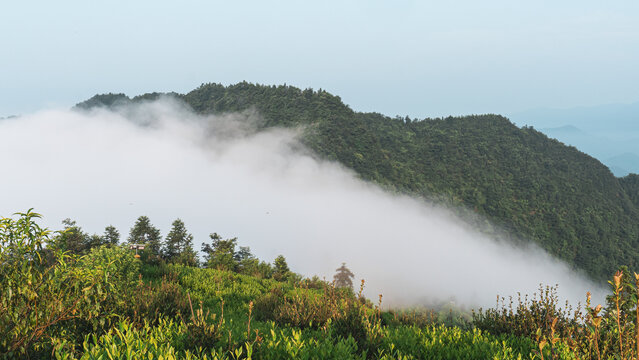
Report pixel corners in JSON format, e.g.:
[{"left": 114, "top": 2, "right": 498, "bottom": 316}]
[
  {"left": 620, "top": 174, "right": 639, "bottom": 209},
  {"left": 76, "top": 82, "right": 639, "bottom": 280}
]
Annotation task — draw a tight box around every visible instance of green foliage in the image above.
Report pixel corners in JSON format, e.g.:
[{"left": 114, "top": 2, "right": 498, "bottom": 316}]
[
  {"left": 0, "top": 211, "right": 555, "bottom": 360},
  {"left": 202, "top": 232, "right": 239, "bottom": 271},
  {"left": 620, "top": 173, "right": 639, "bottom": 209},
  {"left": 165, "top": 218, "right": 198, "bottom": 266},
  {"left": 257, "top": 327, "right": 362, "bottom": 359},
  {"left": 53, "top": 81, "right": 639, "bottom": 357},
  {"left": 235, "top": 248, "right": 274, "bottom": 278},
  {"left": 124, "top": 275, "right": 191, "bottom": 325},
  {"left": 74, "top": 93, "right": 131, "bottom": 110},
  {"left": 471, "top": 269, "right": 639, "bottom": 360},
  {"left": 272, "top": 255, "right": 290, "bottom": 281},
  {"left": 170, "top": 264, "right": 280, "bottom": 312},
  {"left": 9, "top": 206, "right": 639, "bottom": 359},
  {"left": 80, "top": 245, "right": 140, "bottom": 295},
  {"left": 473, "top": 285, "right": 583, "bottom": 343},
  {"left": 102, "top": 225, "right": 120, "bottom": 246},
  {"left": 254, "top": 285, "right": 349, "bottom": 329},
  {"left": 69, "top": 319, "right": 229, "bottom": 360},
  {"left": 177, "top": 245, "right": 200, "bottom": 268},
  {"left": 183, "top": 296, "right": 225, "bottom": 354},
  {"left": 0, "top": 211, "right": 125, "bottom": 358},
  {"left": 52, "top": 221, "right": 120, "bottom": 256},
  {"left": 127, "top": 215, "right": 162, "bottom": 262},
  {"left": 131, "top": 91, "right": 181, "bottom": 103},
  {"left": 53, "top": 218, "right": 113, "bottom": 255},
  {"left": 54, "top": 218, "right": 90, "bottom": 254},
  {"left": 377, "top": 325, "right": 535, "bottom": 360},
  {"left": 201, "top": 233, "right": 275, "bottom": 279}
]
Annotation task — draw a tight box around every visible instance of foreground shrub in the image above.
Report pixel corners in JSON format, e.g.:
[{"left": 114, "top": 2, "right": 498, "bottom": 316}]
[
  {"left": 473, "top": 284, "right": 583, "bottom": 340},
  {"left": 55, "top": 319, "right": 230, "bottom": 360},
  {"left": 183, "top": 295, "right": 225, "bottom": 354},
  {"left": 123, "top": 274, "right": 191, "bottom": 326},
  {"left": 254, "top": 283, "right": 354, "bottom": 329},
  {"left": 0, "top": 211, "right": 123, "bottom": 358},
  {"left": 377, "top": 325, "right": 535, "bottom": 360},
  {"left": 472, "top": 269, "right": 639, "bottom": 360},
  {"left": 80, "top": 245, "right": 141, "bottom": 291}
]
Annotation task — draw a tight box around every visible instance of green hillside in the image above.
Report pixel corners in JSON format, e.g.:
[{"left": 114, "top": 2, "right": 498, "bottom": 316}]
[
  {"left": 620, "top": 174, "right": 639, "bottom": 209},
  {"left": 76, "top": 82, "right": 639, "bottom": 281}
]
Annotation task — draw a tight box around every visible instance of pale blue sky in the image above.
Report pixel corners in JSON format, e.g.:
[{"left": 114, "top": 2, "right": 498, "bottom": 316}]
[{"left": 1, "top": 1, "right": 638, "bottom": 118}]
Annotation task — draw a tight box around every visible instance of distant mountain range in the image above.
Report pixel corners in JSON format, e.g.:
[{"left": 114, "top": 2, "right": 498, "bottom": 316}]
[{"left": 509, "top": 103, "right": 639, "bottom": 176}]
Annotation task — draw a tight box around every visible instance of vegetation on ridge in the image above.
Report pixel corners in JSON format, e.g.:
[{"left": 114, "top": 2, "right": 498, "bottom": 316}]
[{"left": 77, "top": 82, "right": 639, "bottom": 281}]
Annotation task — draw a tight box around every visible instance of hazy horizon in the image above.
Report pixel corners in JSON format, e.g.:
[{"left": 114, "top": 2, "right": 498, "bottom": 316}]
[{"left": 2, "top": 1, "right": 638, "bottom": 119}]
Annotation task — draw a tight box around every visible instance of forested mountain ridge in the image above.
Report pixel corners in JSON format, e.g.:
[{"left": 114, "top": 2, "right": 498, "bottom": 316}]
[
  {"left": 76, "top": 82, "right": 639, "bottom": 281},
  {"left": 620, "top": 174, "right": 639, "bottom": 209}
]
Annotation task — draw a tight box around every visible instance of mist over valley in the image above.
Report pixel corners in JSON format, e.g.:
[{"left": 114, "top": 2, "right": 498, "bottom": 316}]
[{"left": 1, "top": 95, "right": 607, "bottom": 308}]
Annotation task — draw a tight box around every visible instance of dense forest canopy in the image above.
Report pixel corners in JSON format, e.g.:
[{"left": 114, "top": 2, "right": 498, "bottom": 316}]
[{"left": 76, "top": 82, "right": 639, "bottom": 281}]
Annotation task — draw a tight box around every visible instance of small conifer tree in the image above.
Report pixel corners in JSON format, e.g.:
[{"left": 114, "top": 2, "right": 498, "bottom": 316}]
[
  {"left": 164, "top": 218, "right": 195, "bottom": 264},
  {"left": 273, "top": 255, "right": 290, "bottom": 281},
  {"left": 127, "top": 216, "right": 162, "bottom": 261},
  {"left": 333, "top": 262, "right": 354, "bottom": 289},
  {"left": 103, "top": 225, "right": 120, "bottom": 246}
]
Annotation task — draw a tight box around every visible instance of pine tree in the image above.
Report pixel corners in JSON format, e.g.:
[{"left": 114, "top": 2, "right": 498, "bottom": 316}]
[
  {"left": 235, "top": 246, "right": 258, "bottom": 275},
  {"left": 273, "top": 255, "right": 290, "bottom": 281},
  {"left": 177, "top": 223, "right": 198, "bottom": 267},
  {"left": 164, "top": 219, "right": 190, "bottom": 262},
  {"left": 127, "top": 216, "right": 162, "bottom": 258},
  {"left": 333, "top": 263, "right": 354, "bottom": 289},
  {"left": 103, "top": 225, "right": 120, "bottom": 246},
  {"left": 177, "top": 241, "right": 199, "bottom": 267}
]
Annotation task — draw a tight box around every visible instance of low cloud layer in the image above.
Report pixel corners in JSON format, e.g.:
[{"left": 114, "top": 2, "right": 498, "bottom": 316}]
[{"left": 0, "top": 99, "right": 605, "bottom": 308}]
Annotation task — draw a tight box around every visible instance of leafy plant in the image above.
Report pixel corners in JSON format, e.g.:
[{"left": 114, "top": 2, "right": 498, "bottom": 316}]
[{"left": 1, "top": 211, "right": 119, "bottom": 357}]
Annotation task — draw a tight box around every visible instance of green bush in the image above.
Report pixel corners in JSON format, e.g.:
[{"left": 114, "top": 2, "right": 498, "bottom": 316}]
[
  {"left": 254, "top": 285, "right": 354, "bottom": 329},
  {"left": 377, "top": 325, "right": 534, "bottom": 360},
  {"left": 1, "top": 211, "right": 121, "bottom": 357},
  {"left": 80, "top": 245, "right": 140, "bottom": 289},
  {"left": 122, "top": 275, "right": 190, "bottom": 326},
  {"left": 62, "top": 319, "right": 229, "bottom": 360}
]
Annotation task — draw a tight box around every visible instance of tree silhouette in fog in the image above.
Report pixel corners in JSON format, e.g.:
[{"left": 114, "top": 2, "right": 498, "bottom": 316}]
[{"left": 333, "top": 262, "right": 354, "bottom": 289}]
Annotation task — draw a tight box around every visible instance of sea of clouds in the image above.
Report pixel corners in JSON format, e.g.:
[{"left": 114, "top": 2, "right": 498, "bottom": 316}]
[{"left": 0, "top": 98, "right": 606, "bottom": 308}]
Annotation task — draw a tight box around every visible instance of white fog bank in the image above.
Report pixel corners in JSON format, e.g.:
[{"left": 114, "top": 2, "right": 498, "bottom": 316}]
[{"left": 0, "top": 99, "right": 606, "bottom": 308}]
